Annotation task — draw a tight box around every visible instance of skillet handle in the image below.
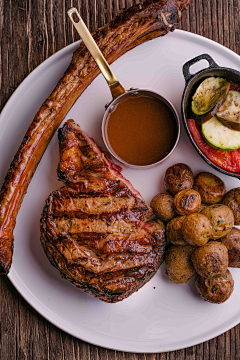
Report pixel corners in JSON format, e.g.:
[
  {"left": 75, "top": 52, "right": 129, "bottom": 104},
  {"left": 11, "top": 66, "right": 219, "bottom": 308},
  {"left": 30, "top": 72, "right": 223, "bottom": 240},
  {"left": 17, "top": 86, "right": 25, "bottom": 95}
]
[{"left": 183, "top": 54, "right": 219, "bottom": 84}]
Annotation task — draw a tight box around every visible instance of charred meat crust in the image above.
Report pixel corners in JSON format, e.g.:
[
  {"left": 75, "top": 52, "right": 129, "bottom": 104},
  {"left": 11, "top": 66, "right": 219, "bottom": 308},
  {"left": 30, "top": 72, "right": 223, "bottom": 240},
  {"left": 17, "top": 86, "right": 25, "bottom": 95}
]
[
  {"left": 40, "top": 211, "right": 166, "bottom": 303},
  {"left": 0, "top": 0, "right": 189, "bottom": 274},
  {"left": 40, "top": 120, "right": 166, "bottom": 302}
]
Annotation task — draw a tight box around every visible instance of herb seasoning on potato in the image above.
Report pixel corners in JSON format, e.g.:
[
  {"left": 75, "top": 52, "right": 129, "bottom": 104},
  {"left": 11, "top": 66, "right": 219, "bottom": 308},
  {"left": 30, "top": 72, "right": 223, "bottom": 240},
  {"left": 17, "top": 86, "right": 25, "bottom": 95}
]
[
  {"left": 174, "top": 189, "right": 201, "bottom": 215},
  {"left": 221, "top": 227, "right": 240, "bottom": 267},
  {"left": 182, "top": 213, "right": 212, "bottom": 246},
  {"left": 150, "top": 193, "right": 176, "bottom": 222},
  {"left": 164, "top": 163, "right": 194, "bottom": 196},
  {"left": 191, "top": 241, "right": 228, "bottom": 278},
  {"left": 165, "top": 245, "right": 196, "bottom": 284},
  {"left": 194, "top": 172, "right": 226, "bottom": 204},
  {"left": 166, "top": 216, "right": 187, "bottom": 246},
  {"left": 222, "top": 187, "right": 240, "bottom": 225},
  {"left": 201, "top": 204, "right": 234, "bottom": 239},
  {"left": 195, "top": 270, "right": 234, "bottom": 304}
]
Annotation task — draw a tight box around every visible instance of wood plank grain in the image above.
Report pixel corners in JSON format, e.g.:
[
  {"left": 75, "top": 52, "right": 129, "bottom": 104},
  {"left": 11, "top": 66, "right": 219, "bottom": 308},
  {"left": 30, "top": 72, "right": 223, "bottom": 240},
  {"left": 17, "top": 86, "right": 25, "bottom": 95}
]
[
  {"left": 203, "top": 0, "right": 212, "bottom": 39},
  {"left": 0, "top": 0, "right": 240, "bottom": 359},
  {"left": 104, "top": 0, "right": 112, "bottom": 24},
  {"left": 18, "top": 296, "right": 50, "bottom": 360},
  {"left": 223, "top": 0, "right": 230, "bottom": 49},
  {"left": 112, "top": 0, "right": 119, "bottom": 18},
  {"left": 203, "top": 340, "right": 209, "bottom": 360},
  {"left": 217, "top": 0, "right": 224, "bottom": 47},
  {"left": 235, "top": 325, "right": 240, "bottom": 360},
  {"left": 27, "top": 0, "right": 47, "bottom": 71},
  {"left": 119, "top": 0, "right": 126, "bottom": 10},
  {"left": 0, "top": 0, "right": 20, "bottom": 110},
  {"left": 0, "top": 277, "right": 19, "bottom": 360},
  {"left": 97, "top": 0, "right": 106, "bottom": 28},
  {"left": 88, "top": 0, "right": 97, "bottom": 32},
  {"left": 233, "top": 0, "right": 240, "bottom": 55},
  {"left": 195, "top": 0, "right": 203, "bottom": 36},
  {"left": 210, "top": 0, "right": 218, "bottom": 44}
]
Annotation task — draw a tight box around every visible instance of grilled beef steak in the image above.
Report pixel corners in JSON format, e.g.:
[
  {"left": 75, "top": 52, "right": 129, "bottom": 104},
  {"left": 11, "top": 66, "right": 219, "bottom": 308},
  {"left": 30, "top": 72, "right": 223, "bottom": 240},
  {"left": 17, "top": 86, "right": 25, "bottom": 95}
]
[{"left": 40, "top": 120, "right": 166, "bottom": 302}]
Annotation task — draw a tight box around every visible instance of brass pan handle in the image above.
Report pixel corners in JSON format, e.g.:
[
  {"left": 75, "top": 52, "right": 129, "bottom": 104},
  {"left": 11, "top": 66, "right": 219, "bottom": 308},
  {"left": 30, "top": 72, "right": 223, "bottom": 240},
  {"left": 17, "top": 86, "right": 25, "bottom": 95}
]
[{"left": 67, "top": 7, "right": 125, "bottom": 99}]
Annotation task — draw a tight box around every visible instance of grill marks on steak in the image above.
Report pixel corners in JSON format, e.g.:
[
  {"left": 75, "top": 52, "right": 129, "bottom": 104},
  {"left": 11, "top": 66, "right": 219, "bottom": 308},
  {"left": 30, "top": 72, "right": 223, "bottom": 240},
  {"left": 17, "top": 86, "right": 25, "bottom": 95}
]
[
  {"left": 48, "top": 188, "right": 149, "bottom": 231},
  {"left": 40, "top": 120, "right": 166, "bottom": 302},
  {"left": 57, "top": 120, "right": 146, "bottom": 200}
]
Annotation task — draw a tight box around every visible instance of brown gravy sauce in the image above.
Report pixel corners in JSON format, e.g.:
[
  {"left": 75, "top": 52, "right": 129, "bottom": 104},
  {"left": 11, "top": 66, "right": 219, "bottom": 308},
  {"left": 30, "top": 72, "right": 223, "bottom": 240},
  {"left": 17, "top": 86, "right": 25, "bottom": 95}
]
[{"left": 105, "top": 93, "right": 178, "bottom": 166}]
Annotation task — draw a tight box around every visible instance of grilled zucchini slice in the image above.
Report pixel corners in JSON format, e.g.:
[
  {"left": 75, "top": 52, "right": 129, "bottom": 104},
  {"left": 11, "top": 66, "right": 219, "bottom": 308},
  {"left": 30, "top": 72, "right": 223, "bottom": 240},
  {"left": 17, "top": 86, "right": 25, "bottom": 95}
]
[{"left": 201, "top": 116, "right": 240, "bottom": 150}]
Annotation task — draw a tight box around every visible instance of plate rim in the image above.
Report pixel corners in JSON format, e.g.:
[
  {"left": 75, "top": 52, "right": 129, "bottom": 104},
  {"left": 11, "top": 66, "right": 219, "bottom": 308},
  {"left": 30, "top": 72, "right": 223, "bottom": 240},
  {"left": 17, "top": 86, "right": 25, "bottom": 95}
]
[{"left": 1, "top": 29, "right": 240, "bottom": 353}]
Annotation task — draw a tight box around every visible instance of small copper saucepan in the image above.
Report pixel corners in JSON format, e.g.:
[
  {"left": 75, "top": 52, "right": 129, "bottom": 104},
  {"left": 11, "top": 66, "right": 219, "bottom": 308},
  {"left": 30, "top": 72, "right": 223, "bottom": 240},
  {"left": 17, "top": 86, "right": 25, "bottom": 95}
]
[
  {"left": 181, "top": 53, "right": 240, "bottom": 179},
  {"left": 68, "top": 8, "right": 180, "bottom": 169}
]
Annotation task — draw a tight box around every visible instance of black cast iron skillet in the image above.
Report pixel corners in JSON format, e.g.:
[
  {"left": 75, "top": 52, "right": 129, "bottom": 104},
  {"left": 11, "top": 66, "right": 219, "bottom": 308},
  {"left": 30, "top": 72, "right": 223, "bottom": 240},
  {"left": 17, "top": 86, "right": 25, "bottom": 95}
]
[{"left": 181, "top": 53, "right": 240, "bottom": 180}]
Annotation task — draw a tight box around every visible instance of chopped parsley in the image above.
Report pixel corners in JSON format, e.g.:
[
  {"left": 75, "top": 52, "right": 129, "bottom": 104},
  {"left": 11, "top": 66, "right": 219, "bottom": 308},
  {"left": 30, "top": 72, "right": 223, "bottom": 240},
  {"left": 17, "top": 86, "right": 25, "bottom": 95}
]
[
  {"left": 217, "top": 220, "right": 224, "bottom": 225},
  {"left": 212, "top": 287, "right": 218, "bottom": 292}
]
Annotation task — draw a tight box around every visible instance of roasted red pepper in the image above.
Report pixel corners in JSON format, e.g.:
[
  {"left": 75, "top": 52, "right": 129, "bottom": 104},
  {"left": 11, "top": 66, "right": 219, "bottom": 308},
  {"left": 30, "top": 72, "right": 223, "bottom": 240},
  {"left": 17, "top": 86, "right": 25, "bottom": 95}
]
[{"left": 188, "top": 119, "right": 240, "bottom": 173}]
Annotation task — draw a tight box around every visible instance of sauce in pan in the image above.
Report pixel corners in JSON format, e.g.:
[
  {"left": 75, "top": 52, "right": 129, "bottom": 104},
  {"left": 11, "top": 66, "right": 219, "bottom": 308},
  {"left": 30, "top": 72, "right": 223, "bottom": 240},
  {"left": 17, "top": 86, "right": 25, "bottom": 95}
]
[{"left": 104, "top": 92, "right": 178, "bottom": 166}]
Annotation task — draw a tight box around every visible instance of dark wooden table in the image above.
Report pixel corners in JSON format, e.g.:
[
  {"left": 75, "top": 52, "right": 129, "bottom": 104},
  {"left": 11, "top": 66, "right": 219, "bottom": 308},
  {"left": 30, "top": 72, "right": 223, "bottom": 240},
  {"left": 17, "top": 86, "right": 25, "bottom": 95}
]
[{"left": 0, "top": 1, "right": 240, "bottom": 359}]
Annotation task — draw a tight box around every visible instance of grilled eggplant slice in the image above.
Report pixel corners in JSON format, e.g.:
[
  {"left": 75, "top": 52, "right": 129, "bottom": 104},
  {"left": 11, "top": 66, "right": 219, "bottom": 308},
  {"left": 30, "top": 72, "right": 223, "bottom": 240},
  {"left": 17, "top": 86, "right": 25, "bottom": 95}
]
[
  {"left": 216, "top": 90, "right": 240, "bottom": 131},
  {"left": 202, "top": 116, "right": 240, "bottom": 150},
  {"left": 192, "top": 77, "right": 229, "bottom": 115}
]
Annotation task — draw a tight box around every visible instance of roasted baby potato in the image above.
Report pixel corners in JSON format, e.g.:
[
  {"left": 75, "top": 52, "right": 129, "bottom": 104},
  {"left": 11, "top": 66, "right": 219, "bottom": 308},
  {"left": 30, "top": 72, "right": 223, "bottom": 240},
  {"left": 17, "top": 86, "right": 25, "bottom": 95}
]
[
  {"left": 221, "top": 227, "right": 240, "bottom": 267},
  {"left": 174, "top": 189, "right": 201, "bottom": 215},
  {"left": 164, "top": 163, "right": 194, "bottom": 196},
  {"left": 199, "top": 203, "right": 207, "bottom": 212},
  {"left": 223, "top": 187, "right": 240, "bottom": 225},
  {"left": 201, "top": 204, "right": 234, "bottom": 239},
  {"left": 182, "top": 213, "right": 212, "bottom": 246},
  {"left": 166, "top": 216, "right": 187, "bottom": 246},
  {"left": 194, "top": 172, "right": 226, "bottom": 204},
  {"left": 191, "top": 241, "right": 228, "bottom": 278},
  {"left": 150, "top": 193, "right": 176, "bottom": 222},
  {"left": 195, "top": 270, "right": 234, "bottom": 304},
  {"left": 165, "top": 245, "right": 196, "bottom": 284}
]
